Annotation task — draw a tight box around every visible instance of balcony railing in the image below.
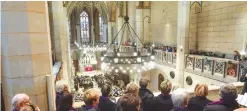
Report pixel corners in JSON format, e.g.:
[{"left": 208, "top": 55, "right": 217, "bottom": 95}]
[
  {"left": 185, "top": 54, "right": 241, "bottom": 83},
  {"left": 153, "top": 50, "right": 176, "bottom": 68}
]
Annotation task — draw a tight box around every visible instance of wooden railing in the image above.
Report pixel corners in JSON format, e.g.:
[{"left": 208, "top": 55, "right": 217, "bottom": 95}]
[{"left": 185, "top": 54, "right": 241, "bottom": 83}]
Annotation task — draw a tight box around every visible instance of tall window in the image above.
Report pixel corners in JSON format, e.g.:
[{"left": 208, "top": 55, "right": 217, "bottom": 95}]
[
  {"left": 99, "top": 14, "right": 104, "bottom": 42},
  {"left": 80, "top": 11, "right": 89, "bottom": 43}
]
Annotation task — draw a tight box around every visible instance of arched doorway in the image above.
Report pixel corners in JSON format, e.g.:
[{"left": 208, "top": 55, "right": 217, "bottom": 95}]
[
  {"left": 158, "top": 74, "right": 165, "bottom": 91},
  {"left": 142, "top": 68, "right": 169, "bottom": 91}
]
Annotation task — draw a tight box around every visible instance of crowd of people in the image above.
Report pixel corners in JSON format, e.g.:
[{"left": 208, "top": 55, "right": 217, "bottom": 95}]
[{"left": 10, "top": 77, "right": 247, "bottom": 111}]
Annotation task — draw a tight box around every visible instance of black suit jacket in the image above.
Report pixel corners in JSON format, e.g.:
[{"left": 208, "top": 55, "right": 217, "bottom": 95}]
[
  {"left": 188, "top": 96, "right": 212, "bottom": 111},
  {"left": 151, "top": 94, "right": 173, "bottom": 111},
  {"left": 98, "top": 96, "right": 116, "bottom": 111},
  {"left": 139, "top": 87, "right": 154, "bottom": 111}
]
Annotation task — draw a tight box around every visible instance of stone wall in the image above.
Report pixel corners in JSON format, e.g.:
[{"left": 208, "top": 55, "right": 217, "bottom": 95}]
[
  {"left": 1, "top": 1, "right": 52, "bottom": 110},
  {"left": 151, "top": 1, "right": 178, "bottom": 46},
  {"left": 189, "top": 1, "right": 247, "bottom": 54}
]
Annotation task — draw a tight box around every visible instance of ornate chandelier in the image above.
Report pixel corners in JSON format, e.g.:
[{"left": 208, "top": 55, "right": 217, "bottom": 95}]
[{"left": 101, "top": 16, "right": 155, "bottom": 74}]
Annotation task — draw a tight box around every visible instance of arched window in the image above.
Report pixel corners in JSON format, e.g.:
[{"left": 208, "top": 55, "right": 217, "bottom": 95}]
[
  {"left": 99, "top": 14, "right": 104, "bottom": 42},
  {"left": 80, "top": 11, "right": 89, "bottom": 43}
]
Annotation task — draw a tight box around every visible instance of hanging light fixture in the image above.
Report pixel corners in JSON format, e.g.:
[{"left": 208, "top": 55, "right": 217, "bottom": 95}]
[{"left": 101, "top": 15, "right": 154, "bottom": 74}]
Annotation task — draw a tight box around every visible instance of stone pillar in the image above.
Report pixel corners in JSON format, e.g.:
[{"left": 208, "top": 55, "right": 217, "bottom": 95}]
[
  {"left": 108, "top": 22, "right": 112, "bottom": 44},
  {"left": 117, "top": 17, "right": 123, "bottom": 44},
  {"left": 103, "top": 24, "right": 108, "bottom": 42},
  {"left": 76, "top": 25, "right": 81, "bottom": 45},
  {"left": 1, "top": 1, "right": 52, "bottom": 111},
  {"left": 90, "top": 2, "right": 95, "bottom": 45},
  {"left": 136, "top": 9, "right": 143, "bottom": 47},
  {"left": 128, "top": 1, "right": 136, "bottom": 43},
  {"left": 49, "top": 1, "right": 70, "bottom": 81},
  {"left": 136, "top": 3, "right": 150, "bottom": 47},
  {"left": 176, "top": 1, "right": 190, "bottom": 87}
]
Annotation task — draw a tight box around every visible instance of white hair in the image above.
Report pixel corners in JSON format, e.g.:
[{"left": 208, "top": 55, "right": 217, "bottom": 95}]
[
  {"left": 171, "top": 88, "right": 188, "bottom": 107},
  {"left": 12, "top": 93, "right": 29, "bottom": 107},
  {"left": 55, "top": 79, "right": 68, "bottom": 92}
]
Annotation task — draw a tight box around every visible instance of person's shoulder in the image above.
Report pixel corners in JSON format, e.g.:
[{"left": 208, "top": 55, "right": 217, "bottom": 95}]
[{"left": 203, "top": 104, "right": 226, "bottom": 111}]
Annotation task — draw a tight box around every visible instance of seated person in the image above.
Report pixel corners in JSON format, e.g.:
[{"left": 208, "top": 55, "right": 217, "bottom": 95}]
[
  {"left": 98, "top": 84, "right": 116, "bottom": 111},
  {"left": 168, "top": 47, "right": 173, "bottom": 52},
  {"left": 12, "top": 94, "right": 31, "bottom": 111},
  {"left": 233, "top": 51, "right": 240, "bottom": 61},
  {"left": 119, "top": 93, "right": 141, "bottom": 111},
  {"left": 80, "top": 88, "right": 101, "bottom": 111},
  {"left": 227, "top": 64, "right": 236, "bottom": 77},
  {"left": 172, "top": 47, "right": 177, "bottom": 52},
  {"left": 203, "top": 84, "right": 239, "bottom": 111},
  {"left": 170, "top": 88, "right": 189, "bottom": 111},
  {"left": 188, "top": 84, "right": 212, "bottom": 111},
  {"left": 151, "top": 80, "right": 173, "bottom": 111}
]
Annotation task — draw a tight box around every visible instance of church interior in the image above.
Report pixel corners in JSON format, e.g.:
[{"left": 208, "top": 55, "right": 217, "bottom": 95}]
[{"left": 1, "top": 1, "right": 247, "bottom": 111}]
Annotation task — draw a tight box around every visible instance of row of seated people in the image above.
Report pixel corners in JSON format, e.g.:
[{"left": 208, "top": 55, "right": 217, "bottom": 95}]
[
  {"left": 11, "top": 78, "right": 246, "bottom": 111},
  {"left": 190, "top": 50, "right": 241, "bottom": 61},
  {"left": 145, "top": 45, "right": 177, "bottom": 53}
]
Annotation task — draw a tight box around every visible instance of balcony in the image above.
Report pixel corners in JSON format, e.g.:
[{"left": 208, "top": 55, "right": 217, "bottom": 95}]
[
  {"left": 153, "top": 50, "right": 176, "bottom": 68},
  {"left": 185, "top": 54, "right": 241, "bottom": 83}
]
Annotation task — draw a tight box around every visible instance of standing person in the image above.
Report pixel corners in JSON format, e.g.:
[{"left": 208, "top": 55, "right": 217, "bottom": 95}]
[
  {"left": 58, "top": 91, "right": 76, "bottom": 111},
  {"left": 20, "top": 104, "right": 40, "bottom": 111},
  {"left": 98, "top": 84, "right": 116, "bottom": 111},
  {"left": 115, "top": 82, "right": 139, "bottom": 111},
  {"left": 151, "top": 80, "right": 173, "bottom": 111},
  {"left": 203, "top": 84, "right": 239, "bottom": 111},
  {"left": 80, "top": 88, "right": 101, "bottom": 111},
  {"left": 56, "top": 79, "right": 69, "bottom": 109},
  {"left": 240, "top": 67, "right": 247, "bottom": 94},
  {"left": 139, "top": 78, "right": 154, "bottom": 111},
  {"left": 11, "top": 93, "right": 31, "bottom": 111},
  {"left": 188, "top": 84, "right": 212, "bottom": 111},
  {"left": 118, "top": 93, "right": 141, "bottom": 111},
  {"left": 170, "top": 88, "right": 189, "bottom": 111}
]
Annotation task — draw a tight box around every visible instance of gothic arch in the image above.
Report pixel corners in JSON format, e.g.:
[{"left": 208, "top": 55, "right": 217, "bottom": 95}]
[{"left": 66, "top": 1, "right": 109, "bottom": 23}]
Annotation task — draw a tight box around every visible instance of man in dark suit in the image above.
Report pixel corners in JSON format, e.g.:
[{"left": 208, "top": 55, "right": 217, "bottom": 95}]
[
  {"left": 139, "top": 78, "right": 154, "bottom": 111},
  {"left": 98, "top": 84, "right": 116, "bottom": 111},
  {"left": 151, "top": 80, "right": 173, "bottom": 111}
]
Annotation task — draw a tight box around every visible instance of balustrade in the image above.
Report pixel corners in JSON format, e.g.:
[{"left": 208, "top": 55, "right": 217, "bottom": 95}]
[
  {"left": 153, "top": 50, "right": 176, "bottom": 67},
  {"left": 185, "top": 54, "right": 241, "bottom": 83}
]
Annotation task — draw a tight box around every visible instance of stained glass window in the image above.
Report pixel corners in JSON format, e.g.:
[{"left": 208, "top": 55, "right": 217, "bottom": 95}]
[
  {"left": 99, "top": 14, "right": 104, "bottom": 42},
  {"left": 80, "top": 11, "right": 89, "bottom": 43}
]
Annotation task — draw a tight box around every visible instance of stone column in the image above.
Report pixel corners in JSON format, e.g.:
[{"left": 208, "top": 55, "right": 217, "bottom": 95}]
[
  {"left": 107, "top": 22, "right": 112, "bottom": 44},
  {"left": 136, "top": 8, "right": 143, "bottom": 47},
  {"left": 49, "top": 1, "right": 70, "bottom": 81},
  {"left": 176, "top": 1, "right": 190, "bottom": 87},
  {"left": 1, "top": 1, "right": 52, "bottom": 111},
  {"left": 117, "top": 16, "right": 123, "bottom": 44},
  {"left": 90, "top": 2, "right": 95, "bottom": 45},
  {"left": 103, "top": 24, "right": 108, "bottom": 42},
  {"left": 128, "top": 2, "right": 136, "bottom": 43}
]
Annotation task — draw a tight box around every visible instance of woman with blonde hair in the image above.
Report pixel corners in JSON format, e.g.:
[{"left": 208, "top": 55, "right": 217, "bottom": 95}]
[{"left": 188, "top": 84, "right": 212, "bottom": 111}]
